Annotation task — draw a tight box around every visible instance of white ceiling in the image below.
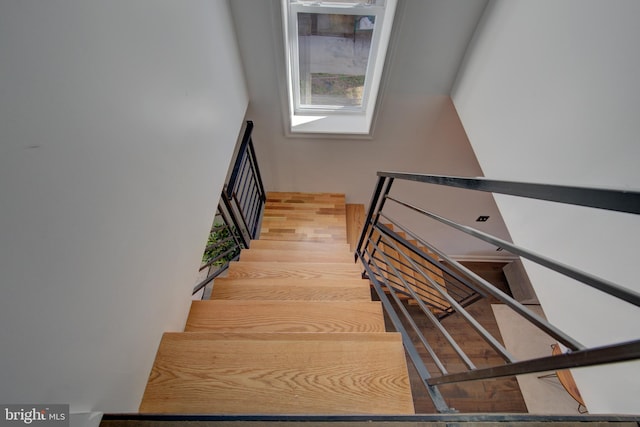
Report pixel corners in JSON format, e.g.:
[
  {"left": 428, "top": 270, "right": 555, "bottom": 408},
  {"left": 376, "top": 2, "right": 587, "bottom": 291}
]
[{"left": 229, "top": 0, "right": 514, "bottom": 258}]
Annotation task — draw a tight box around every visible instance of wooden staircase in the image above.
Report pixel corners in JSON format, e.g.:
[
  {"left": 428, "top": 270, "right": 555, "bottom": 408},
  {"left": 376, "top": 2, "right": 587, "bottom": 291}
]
[{"left": 139, "top": 192, "right": 415, "bottom": 415}]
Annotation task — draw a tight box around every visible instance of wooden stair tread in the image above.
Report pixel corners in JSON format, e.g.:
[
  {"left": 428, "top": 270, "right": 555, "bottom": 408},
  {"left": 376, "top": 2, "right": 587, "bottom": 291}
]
[
  {"left": 240, "top": 248, "right": 353, "bottom": 263},
  {"left": 139, "top": 332, "right": 414, "bottom": 414},
  {"left": 266, "top": 192, "right": 346, "bottom": 203},
  {"left": 250, "top": 240, "right": 350, "bottom": 252},
  {"left": 140, "top": 193, "right": 415, "bottom": 416},
  {"left": 211, "top": 278, "right": 372, "bottom": 301},
  {"left": 258, "top": 232, "right": 347, "bottom": 243},
  {"left": 227, "top": 261, "right": 362, "bottom": 280},
  {"left": 259, "top": 227, "right": 347, "bottom": 243},
  {"left": 185, "top": 300, "right": 385, "bottom": 333},
  {"left": 264, "top": 206, "right": 346, "bottom": 213}
]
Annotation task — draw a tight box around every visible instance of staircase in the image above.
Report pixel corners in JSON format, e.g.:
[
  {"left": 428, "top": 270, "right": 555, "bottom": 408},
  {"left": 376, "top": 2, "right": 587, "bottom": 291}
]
[{"left": 139, "top": 192, "right": 415, "bottom": 415}]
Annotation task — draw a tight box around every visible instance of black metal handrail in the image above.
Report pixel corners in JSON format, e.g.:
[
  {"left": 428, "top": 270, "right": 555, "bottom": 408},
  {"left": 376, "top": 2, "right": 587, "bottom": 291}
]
[
  {"left": 226, "top": 121, "right": 266, "bottom": 247},
  {"left": 376, "top": 172, "right": 640, "bottom": 214},
  {"left": 356, "top": 171, "right": 640, "bottom": 413},
  {"left": 193, "top": 121, "right": 265, "bottom": 296}
]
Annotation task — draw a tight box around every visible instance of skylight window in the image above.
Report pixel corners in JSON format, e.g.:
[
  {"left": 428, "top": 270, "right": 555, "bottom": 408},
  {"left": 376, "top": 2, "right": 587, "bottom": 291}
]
[
  {"left": 282, "top": 0, "right": 397, "bottom": 135},
  {"left": 296, "top": 12, "right": 374, "bottom": 110}
]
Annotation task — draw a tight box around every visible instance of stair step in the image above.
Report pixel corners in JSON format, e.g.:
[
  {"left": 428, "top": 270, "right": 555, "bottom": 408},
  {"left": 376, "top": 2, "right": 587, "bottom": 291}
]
[
  {"left": 240, "top": 248, "right": 353, "bottom": 263},
  {"left": 185, "top": 300, "right": 385, "bottom": 333},
  {"left": 227, "top": 261, "right": 362, "bottom": 280},
  {"left": 259, "top": 228, "right": 347, "bottom": 243},
  {"left": 264, "top": 206, "right": 346, "bottom": 215},
  {"left": 266, "top": 192, "right": 346, "bottom": 207},
  {"left": 211, "top": 278, "right": 372, "bottom": 301},
  {"left": 139, "top": 332, "right": 414, "bottom": 414},
  {"left": 250, "top": 240, "right": 350, "bottom": 252}
]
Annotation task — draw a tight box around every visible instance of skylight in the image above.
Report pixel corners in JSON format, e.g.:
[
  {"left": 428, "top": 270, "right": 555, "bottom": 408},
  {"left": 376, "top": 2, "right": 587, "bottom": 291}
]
[{"left": 282, "top": 0, "right": 397, "bottom": 135}]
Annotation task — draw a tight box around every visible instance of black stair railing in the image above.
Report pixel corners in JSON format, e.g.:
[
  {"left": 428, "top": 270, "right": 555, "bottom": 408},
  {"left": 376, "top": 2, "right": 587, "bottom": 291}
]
[
  {"left": 225, "top": 120, "right": 266, "bottom": 247},
  {"left": 193, "top": 121, "right": 265, "bottom": 296},
  {"left": 355, "top": 171, "right": 640, "bottom": 413}
]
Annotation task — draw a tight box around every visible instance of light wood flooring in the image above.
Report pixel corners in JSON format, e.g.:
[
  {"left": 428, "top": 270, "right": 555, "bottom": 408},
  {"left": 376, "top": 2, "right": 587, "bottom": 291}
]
[
  {"left": 113, "top": 198, "right": 629, "bottom": 423},
  {"left": 140, "top": 193, "right": 527, "bottom": 415},
  {"left": 139, "top": 193, "right": 414, "bottom": 415},
  {"left": 259, "top": 192, "right": 348, "bottom": 243}
]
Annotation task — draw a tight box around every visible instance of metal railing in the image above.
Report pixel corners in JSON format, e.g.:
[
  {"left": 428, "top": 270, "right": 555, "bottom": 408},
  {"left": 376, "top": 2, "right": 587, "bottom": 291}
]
[
  {"left": 225, "top": 121, "right": 266, "bottom": 247},
  {"left": 356, "top": 172, "right": 640, "bottom": 413},
  {"left": 193, "top": 121, "right": 265, "bottom": 296}
]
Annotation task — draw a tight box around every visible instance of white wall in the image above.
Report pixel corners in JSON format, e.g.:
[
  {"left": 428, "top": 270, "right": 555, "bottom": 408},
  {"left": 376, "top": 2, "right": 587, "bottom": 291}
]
[
  {"left": 0, "top": 0, "right": 247, "bottom": 414},
  {"left": 452, "top": 0, "right": 640, "bottom": 414}
]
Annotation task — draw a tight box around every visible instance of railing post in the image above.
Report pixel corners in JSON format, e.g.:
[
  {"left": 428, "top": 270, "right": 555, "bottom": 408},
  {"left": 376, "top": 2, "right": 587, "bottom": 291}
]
[{"left": 355, "top": 176, "right": 393, "bottom": 261}]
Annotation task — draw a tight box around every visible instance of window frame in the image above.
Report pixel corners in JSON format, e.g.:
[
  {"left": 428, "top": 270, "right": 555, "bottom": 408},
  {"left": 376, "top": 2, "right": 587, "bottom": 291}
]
[{"left": 282, "top": 0, "right": 397, "bottom": 135}]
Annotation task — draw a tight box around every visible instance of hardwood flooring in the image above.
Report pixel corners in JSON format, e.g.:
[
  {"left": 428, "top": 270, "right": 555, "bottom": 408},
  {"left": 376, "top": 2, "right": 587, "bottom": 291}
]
[
  {"left": 227, "top": 261, "right": 362, "bottom": 280},
  {"left": 141, "top": 191, "right": 526, "bottom": 415},
  {"left": 260, "top": 192, "right": 347, "bottom": 243},
  {"left": 240, "top": 247, "right": 353, "bottom": 263},
  {"left": 346, "top": 204, "right": 365, "bottom": 251},
  {"left": 185, "top": 300, "right": 386, "bottom": 333},
  {"left": 210, "top": 277, "right": 373, "bottom": 301},
  {"left": 139, "top": 332, "right": 414, "bottom": 414},
  {"left": 140, "top": 192, "right": 414, "bottom": 414},
  {"left": 257, "top": 196, "right": 527, "bottom": 413}
]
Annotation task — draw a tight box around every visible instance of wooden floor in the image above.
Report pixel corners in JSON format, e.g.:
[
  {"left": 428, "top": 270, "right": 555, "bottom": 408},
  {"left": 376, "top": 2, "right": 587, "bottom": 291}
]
[
  {"left": 185, "top": 300, "right": 386, "bottom": 333},
  {"left": 346, "top": 204, "right": 365, "bottom": 251},
  {"left": 140, "top": 194, "right": 526, "bottom": 414},
  {"left": 139, "top": 193, "right": 414, "bottom": 415},
  {"left": 141, "top": 332, "right": 413, "bottom": 414},
  {"left": 210, "top": 277, "right": 372, "bottom": 301},
  {"left": 260, "top": 192, "right": 347, "bottom": 242}
]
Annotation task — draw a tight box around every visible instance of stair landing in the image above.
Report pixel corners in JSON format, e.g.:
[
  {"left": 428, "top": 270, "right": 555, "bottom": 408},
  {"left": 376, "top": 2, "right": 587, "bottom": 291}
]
[
  {"left": 259, "top": 192, "right": 347, "bottom": 243},
  {"left": 210, "top": 277, "right": 372, "bottom": 301}
]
